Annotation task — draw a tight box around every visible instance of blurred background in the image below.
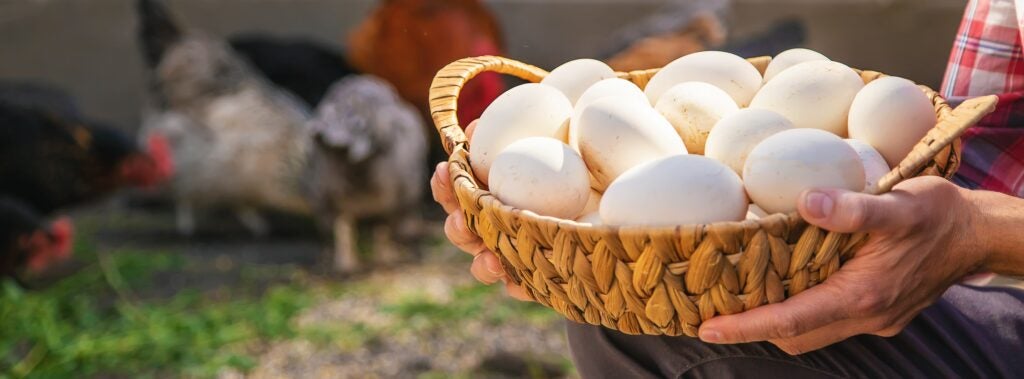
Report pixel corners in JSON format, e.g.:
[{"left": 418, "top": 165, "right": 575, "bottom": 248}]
[{"left": 0, "top": 0, "right": 968, "bottom": 377}]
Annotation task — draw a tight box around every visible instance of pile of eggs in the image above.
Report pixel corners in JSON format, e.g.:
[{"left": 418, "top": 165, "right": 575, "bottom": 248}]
[{"left": 469, "top": 49, "right": 937, "bottom": 226}]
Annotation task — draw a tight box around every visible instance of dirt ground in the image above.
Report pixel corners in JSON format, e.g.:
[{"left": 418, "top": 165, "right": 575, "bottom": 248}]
[{"left": 59, "top": 199, "right": 575, "bottom": 378}]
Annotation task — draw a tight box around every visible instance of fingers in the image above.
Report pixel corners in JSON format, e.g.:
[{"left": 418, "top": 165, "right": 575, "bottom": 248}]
[
  {"left": 698, "top": 280, "right": 852, "bottom": 344},
  {"left": 431, "top": 162, "right": 461, "bottom": 214},
  {"left": 470, "top": 251, "right": 506, "bottom": 284},
  {"left": 465, "top": 119, "right": 478, "bottom": 141},
  {"left": 767, "top": 318, "right": 865, "bottom": 355},
  {"left": 503, "top": 279, "right": 533, "bottom": 302},
  {"left": 466, "top": 238, "right": 532, "bottom": 303},
  {"left": 446, "top": 119, "right": 527, "bottom": 302},
  {"left": 797, "top": 188, "right": 912, "bottom": 233},
  {"left": 766, "top": 311, "right": 910, "bottom": 355},
  {"left": 444, "top": 212, "right": 487, "bottom": 255}
]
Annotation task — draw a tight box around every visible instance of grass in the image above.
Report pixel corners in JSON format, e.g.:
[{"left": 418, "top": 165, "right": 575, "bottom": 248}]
[
  {"left": 0, "top": 217, "right": 571, "bottom": 378},
  {"left": 0, "top": 242, "right": 314, "bottom": 378},
  {"left": 382, "top": 283, "right": 559, "bottom": 329}
]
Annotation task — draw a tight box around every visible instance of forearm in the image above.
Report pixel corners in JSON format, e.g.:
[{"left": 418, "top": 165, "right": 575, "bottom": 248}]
[{"left": 966, "top": 189, "right": 1024, "bottom": 276}]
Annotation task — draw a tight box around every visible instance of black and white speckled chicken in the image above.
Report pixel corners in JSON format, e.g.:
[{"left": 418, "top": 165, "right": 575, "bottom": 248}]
[
  {"left": 137, "top": 0, "right": 313, "bottom": 237},
  {"left": 304, "top": 75, "right": 427, "bottom": 273}
]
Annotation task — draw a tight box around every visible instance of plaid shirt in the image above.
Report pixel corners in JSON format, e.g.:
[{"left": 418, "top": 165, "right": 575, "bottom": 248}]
[{"left": 942, "top": 0, "right": 1024, "bottom": 195}]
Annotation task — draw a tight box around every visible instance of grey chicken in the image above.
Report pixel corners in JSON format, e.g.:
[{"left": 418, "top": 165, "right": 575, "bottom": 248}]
[
  {"left": 136, "top": 0, "right": 312, "bottom": 237},
  {"left": 305, "top": 76, "right": 426, "bottom": 273}
]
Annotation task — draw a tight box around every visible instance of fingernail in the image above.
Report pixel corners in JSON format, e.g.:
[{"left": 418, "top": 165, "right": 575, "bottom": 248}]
[
  {"left": 486, "top": 257, "right": 504, "bottom": 276},
  {"left": 805, "top": 191, "right": 834, "bottom": 219},
  {"left": 699, "top": 329, "right": 722, "bottom": 343}
]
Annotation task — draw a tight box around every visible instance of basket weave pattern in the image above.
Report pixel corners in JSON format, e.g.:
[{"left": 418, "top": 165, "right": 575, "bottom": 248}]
[{"left": 430, "top": 56, "right": 998, "bottom": 336}]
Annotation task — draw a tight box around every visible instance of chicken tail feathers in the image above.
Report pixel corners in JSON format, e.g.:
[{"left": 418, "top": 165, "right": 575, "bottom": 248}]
[{"left": 137, "top": 0, "right": 183, "bottom": 68}]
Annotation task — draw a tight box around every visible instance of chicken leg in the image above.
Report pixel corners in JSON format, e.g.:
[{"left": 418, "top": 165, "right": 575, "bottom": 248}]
[
  {"left": 176, "top": 200, "right": 195, "bottom": 237},
  {"left": 333, "top": 216, "right": 359, "bottom": 273},
  {"left": 373, "top": 223, "right": 400, "bottom": 266},
  {"left": 236, "top": 207, "right": 269, "bottom": 238}
]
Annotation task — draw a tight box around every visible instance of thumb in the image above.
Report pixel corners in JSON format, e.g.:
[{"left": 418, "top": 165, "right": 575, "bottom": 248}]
[{"left": 797, "top": 188, "right": 909, "bottom": 233}]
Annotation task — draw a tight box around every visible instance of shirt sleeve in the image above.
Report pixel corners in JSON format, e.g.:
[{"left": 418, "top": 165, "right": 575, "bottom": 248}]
[{"left": 942, "top": 0, "right": 1024, "bottom": 100}]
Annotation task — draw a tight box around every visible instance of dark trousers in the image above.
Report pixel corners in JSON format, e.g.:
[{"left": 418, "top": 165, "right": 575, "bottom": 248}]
[{"left": 567, "top": 285, "right": 1024, "bottom": 378}]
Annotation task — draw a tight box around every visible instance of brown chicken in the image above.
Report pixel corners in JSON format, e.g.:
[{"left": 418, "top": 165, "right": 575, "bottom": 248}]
[
  {"left": 604, "top": 12, "right": 726, "bottom": 72},
  {"left": 347, "top": 0, "right": 505, "bottom": 157}
]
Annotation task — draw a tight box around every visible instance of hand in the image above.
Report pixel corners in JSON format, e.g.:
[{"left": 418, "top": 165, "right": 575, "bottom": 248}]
[
  {"left": 430, "top": 120, "right": 531, "bottom": 301},
  {"left": 698, "top": 176, "right": 985, "bottom": 354}
]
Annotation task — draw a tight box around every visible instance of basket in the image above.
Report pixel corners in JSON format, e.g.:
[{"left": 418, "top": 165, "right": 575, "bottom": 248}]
[{"left": 429, "top": 55, "right": 998, "bottom": 337}]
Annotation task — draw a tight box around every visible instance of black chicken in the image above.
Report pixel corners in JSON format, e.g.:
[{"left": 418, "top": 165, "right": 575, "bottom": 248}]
[
  {"left": 0, "top": 80, "right": 81, "bottom": 120},
  {"left": 229, "top": 34, "right": 358, "bottom": 107},
  {"left": 0, "top": 101, "right": 173, "bottom": 215}
]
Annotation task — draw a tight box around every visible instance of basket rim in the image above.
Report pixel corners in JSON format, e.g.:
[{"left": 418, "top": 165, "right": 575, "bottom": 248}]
[{"left": 434, "top": 55, "right": 989, "bottom": 237}]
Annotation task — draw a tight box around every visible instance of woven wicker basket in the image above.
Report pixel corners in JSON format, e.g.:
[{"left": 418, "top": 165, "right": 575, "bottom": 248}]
[{"left": 429, "top": 55, "right": 998, "bottom": 337}]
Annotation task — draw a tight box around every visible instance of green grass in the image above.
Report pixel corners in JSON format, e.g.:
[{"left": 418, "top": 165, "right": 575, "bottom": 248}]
[
  {"left": 0, "top": 222, "right": 570, "bottom": 378},
  {"left": 0, "top": 247, "right": 314, "bottom": 378},
  {"left": 382, "top": 283, "right": 559, "bottom": 329}
]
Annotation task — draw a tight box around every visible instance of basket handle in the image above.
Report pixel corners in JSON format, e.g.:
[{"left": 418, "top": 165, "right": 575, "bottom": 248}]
[
  {"left": 874, "top": 94, "right": 998, "bottom": 194},
  {"left": 429, "top": 56, "right": 550, "bottom": 156}
]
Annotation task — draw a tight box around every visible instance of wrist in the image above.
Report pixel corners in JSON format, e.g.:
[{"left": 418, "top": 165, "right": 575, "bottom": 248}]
[
  {"left": 960, "top": 188, "right": 1024, "bottom": 276},
  {"left": 957, "top": 188, "right": 991, "bottom": 273}
]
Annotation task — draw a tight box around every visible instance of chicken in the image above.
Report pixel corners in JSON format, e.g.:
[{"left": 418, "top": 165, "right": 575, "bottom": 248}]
[
  {"left": 229, "top": 34, "right": 358, "bottom": 108},
  {"left": 305, "top": 75, "right": 426, "bottom": 273},
  {"left": 137, "top": 0, "right": 313, "bottom": 237},
  {"left": 717, "top": 19, "right": 807, "bottom": 59},
  {"left": 0, "top": 196, "right": 73, "bottom": 281},
  {"left": 601, "top": 5, "right": 728, "bottom": 72},
  {"left": 0, "top": 80, "right": 81, "bottom": 121},
  {"left": 602, "top": 1, "right": 807, "bottom": 72},
  {"left": 347, "top": 0, "right": 506, "bottom": 162},
  {"left": 0, "top": 100, "right": 172, "bottom": 215}
]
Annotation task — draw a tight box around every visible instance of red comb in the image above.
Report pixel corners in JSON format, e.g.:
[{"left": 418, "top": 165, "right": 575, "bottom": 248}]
[
  {"left": 49, "top": 217, "right": 74, "bottom": 260},
  {"left": 146, "top": 132, "right": 175, "bottom": 181},
  {"left": 25, "top": 217, "right": 74, "bottom": 273}
]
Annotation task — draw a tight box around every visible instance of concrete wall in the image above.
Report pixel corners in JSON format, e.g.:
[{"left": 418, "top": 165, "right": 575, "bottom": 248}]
[{"left": 0, "top": 0, "right": 967, "bottom": 131}]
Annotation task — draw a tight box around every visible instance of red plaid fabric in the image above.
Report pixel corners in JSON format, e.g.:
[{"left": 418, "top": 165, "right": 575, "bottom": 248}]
[{"left": 942, "top": 0, "right": 1024, "bottom": 195}]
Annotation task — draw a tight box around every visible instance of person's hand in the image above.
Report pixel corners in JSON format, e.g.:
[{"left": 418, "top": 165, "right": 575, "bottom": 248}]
[
  {"left": 431, "top": 120, "right": 531, "bottom": 301},
  {"left": 698, "top": 176, "right": 985, "bottom": 355}
]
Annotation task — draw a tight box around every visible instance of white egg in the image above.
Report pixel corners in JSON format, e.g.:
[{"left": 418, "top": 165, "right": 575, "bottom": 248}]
[
  {"left": 763, "top": 48, "right": 830, "bottom": 82},
  {"left": 845, "top": 139, "right": 891, "bottom": 193},
  {"left": 541, "top": 59, "right": 618, "bottom": 105},
  {"left": 470, "top": 83, "right": 573, "bottom": 184},
  {"left": 848, "top": 76, "right": 937, "bottom": 167},
  {"left": 568, "top": 78, "right": 648, "bottom": 151},
  {"left": 705, "top": 108, "right": 794, "bottom": 176},
  {"left": 577, "top": 97, "right": 688, "bottom": 191},
  {"left": 488, "top": 137, "right": 591, "bottom": 219},
  {"left": 743, "top": 129, "right": 865, "bottom": 214},
  {"left": 601, "top": 155, "right": 747, "bottom": 226},
  {"left": 654, "top": 82, "right": 739, "bottom": 155},
  {"left": 582, "top": 188, "right": 602, "bottom": 215},
  {"left": 576, "top": 211, "right": 602, "bottom": 226},
  {"left": 749, "top": 60, "right": 864, "bottom": 136},
  {"left": 644, "top": 51, "right": 763, "bottom": 107}
]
